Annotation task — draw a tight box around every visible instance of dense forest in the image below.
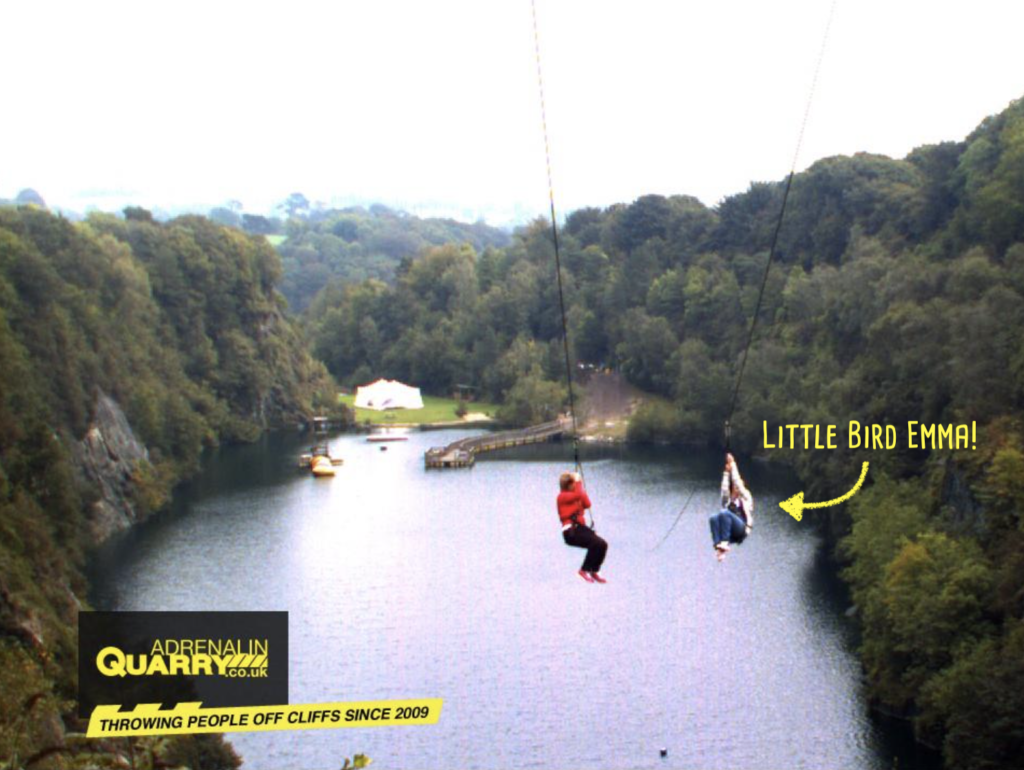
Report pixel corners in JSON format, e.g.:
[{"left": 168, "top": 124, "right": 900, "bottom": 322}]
[
  {"left": 303, "top": 97, "right": 1024, "bottom": 768},
  {"left": 265, "top": 201, "right": 510, "bottom": 311},
  {"left": 0, "top": 207, "right": 336, "bottom": 767}
]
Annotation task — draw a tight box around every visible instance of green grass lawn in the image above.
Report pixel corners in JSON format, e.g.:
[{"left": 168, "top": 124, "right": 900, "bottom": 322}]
[
  {"left": 264, "top": 234, "right": 286, "bottom": 247},
  {"left": 338, "top": 394, "right": 499, "bottom": 425}
]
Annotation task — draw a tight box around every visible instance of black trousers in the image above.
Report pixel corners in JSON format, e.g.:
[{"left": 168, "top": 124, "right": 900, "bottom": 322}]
[{"left": 562, "top": 524, "right": 608, "bottom": 572}]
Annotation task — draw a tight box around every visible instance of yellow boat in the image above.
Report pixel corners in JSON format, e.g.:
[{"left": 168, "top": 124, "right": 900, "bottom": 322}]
[
  {"left": 311, "top": 455, "right": 335, "bottom": 477},
  {"left": 299, "top": 443, "right": 343, "bottom": 475}
]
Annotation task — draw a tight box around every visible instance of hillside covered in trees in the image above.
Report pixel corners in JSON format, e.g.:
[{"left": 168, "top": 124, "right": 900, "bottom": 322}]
[
  {"left": 304, "top": 97, "right": 1024, "bottom": 768},
  {"left": 0, "top": 207, "right": 336, "bottom": 766},
  {"left": 267, "top": 202, "right": 511, "bottom": 312}
]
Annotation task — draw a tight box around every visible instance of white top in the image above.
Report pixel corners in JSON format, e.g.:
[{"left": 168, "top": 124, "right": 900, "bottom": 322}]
[{"left": 720, "top": 462, "right": 754, "bottom": 528}]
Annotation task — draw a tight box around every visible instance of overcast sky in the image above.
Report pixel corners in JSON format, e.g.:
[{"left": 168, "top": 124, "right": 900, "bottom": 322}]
[{"left": 2, "top": 0, "right": 1023, "bottom": 222}]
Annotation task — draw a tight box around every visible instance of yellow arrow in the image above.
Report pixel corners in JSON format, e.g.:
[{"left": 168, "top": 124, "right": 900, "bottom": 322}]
[{"left": 779, "top": 462, "right": 869, "bottom": 521}]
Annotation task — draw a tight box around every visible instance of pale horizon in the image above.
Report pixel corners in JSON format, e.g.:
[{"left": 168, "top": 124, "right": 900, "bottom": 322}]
[{"left": 3, "top": 0, "right": 1023, "bottom": 225}]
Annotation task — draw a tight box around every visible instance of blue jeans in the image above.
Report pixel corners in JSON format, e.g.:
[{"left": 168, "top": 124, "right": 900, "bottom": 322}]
[{"left": 709, "top": 510, "right": 747, "bottom": 546}]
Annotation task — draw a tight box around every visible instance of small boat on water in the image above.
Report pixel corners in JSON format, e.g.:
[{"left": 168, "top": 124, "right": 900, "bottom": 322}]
[
  {"left": 310, "top": 455, "right": 336, "bottom": 477},
  {"left": 366, "top": 427, "right": 410, "bottom": 443},
  {"left": 298, "top": 443, "right": 343, "bottom": 476}
]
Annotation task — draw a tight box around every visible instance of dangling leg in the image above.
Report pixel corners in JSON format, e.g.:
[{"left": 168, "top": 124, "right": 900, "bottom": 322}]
[
  {"left": 709, "top": 511, "right": 731, "bottom": 550},
  {"left": 579, "top": 527, "right": 607, "bottom": 577},
  {"left": 709, "top": 512, "right": 721, "bottom": 546},
  {"left": 709, "top": 511, "right": 733, "bottom": 561},
  {"left": 564, "top": 526, "right": 594, "bottom": 581},
  {"left": 727, "top": 511, "right": 748, "bottom": 545},
  {"left": 564, "top": 525, "right": 607, "bottom": 582}
]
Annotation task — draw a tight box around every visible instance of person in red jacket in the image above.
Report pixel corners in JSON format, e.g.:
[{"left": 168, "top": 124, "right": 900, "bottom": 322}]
[{"left": 557, "top": 471, "right": 608, "bottom": 583}]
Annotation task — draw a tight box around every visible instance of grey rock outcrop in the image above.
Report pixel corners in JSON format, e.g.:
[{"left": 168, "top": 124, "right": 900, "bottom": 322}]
[
  {"left": 73, "top": 392, "right": 150, "bottom": 544},
  {"left": 939, "top": 457, "right": 986, "bottom": 536}
]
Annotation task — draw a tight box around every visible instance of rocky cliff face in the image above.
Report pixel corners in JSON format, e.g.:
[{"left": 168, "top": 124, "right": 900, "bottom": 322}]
[
  {"left": 938, "top": 456, "right": 987, "bottom": 536},
  {"left": 73, "top": 392, "right": 150, "bottom": 544}
]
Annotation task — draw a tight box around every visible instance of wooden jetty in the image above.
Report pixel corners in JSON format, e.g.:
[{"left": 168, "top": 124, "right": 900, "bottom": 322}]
[{"left": 424, "top": 419, "right": 569, "bottom": 469}]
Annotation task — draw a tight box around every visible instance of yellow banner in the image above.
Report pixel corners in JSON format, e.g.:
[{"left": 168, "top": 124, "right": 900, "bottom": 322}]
[{"left": 87, "top": 699, "right": 442, "bottom": 737}]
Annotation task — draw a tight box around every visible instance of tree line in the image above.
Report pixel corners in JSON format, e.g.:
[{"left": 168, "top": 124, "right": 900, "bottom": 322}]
[{"left": 266, "top": 200, "right": 510, "bottom": 312}]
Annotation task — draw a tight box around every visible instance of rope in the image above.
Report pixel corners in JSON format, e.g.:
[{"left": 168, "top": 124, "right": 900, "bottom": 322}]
[
  {"left": 649, "top": 488, "right": 698, "bottom": 551},
  {"left": 655, "top": 0, "right": 838, "bottom": 549},
  {"left": 531, "top": 0, "right": 591, "bottom": 525},
  {"left": 724, "top": 0, "right": 838, "bottom": 442},
  {"left": 724, "top": 168, "right": 796, "bottom": 434}
]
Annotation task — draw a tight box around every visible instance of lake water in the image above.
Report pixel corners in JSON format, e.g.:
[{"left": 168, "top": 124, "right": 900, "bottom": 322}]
[{"left": 90, "top": 430, "right": 933, "bottom": 770}]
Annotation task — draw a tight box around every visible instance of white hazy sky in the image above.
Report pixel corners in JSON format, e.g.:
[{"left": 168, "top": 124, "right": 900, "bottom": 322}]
[{"left": 2, "top": 0, "right": 1023, "bottom": 222}]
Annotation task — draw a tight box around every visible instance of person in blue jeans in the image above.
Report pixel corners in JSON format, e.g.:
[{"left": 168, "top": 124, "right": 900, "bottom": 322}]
[{"left": 709, "top": 453, "right": 753, "bottom": 562}]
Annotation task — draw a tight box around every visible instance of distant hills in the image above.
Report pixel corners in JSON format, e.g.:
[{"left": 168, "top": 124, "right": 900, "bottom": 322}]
[
  {"left": 271, "top": 203, "right": 512, "bottom": 311},
  {"left": 0, "top": 190, "right": 515, "bottom": 313}
]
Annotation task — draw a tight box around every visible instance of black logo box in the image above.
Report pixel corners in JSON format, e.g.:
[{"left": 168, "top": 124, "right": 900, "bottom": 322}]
[{"left": 79, "top": 611, "right": 288, "bottom": 718}]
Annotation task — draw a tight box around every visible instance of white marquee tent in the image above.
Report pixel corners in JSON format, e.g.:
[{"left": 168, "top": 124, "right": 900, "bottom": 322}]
[{"left": 354, "top": 379, "right": 424, "bottom": 411}]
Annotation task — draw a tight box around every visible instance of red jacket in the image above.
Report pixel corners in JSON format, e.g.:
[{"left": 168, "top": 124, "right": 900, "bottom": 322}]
[{"left": 557, "top": 485, "right": 591, "bottom": 528}]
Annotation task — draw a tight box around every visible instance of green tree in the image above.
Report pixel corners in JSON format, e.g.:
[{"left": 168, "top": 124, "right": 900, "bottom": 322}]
[
  {"left": 615, "top": 310, "right": 678, "bottom": 395},
  {"left": 496, "top": 368, "right": 565, "bottom": 427}
]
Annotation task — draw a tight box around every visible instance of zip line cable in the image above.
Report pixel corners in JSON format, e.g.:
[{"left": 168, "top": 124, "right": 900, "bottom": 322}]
[
  {"left": 657, "top": 0, "right": 839, "bottom": 546},
  {"left": 725, "top": 0, "right": 838, "bottom": 449},
  {"left": 531, "top": 0, "right": 592, "bottom": 526},
  {"left": 650, "top": 488, "right": 699, "bottom": 552}
]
